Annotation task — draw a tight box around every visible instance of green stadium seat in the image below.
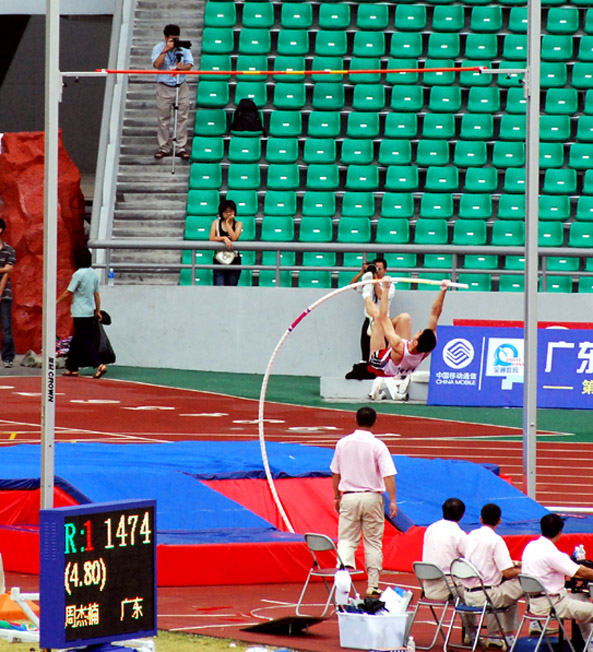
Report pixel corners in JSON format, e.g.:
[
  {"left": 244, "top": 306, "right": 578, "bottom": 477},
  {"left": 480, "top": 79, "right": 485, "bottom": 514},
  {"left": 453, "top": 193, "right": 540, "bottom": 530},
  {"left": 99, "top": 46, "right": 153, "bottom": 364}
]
[
  {"left": 260, "top": 215, "right": 295, "bottom": 240},
  {"left": 376, "top": 218, "right": 411, "bottom": 244},
  {"left": 584, "top": 170, "right": 593, "bottom": 194},
  {"left": 380, "top": 194, "right": 415, "bottom": 219},
  {"left": 432, "top": 5, "right": 465, "bottom": 32},
  {"left": 540, "top": 275, "right": 573, "bottom": 293},
  {"left": 544, "top": 88, "right": 578, "bottom": 115},
  {"left": 196, "top": 81, "right": 230, "bottom": 108},
  {"left": 302, "top": 191, "right": 336, "bottom": 217},
  {"left": 423, "top": 59, "right": 456, "bottom": 86},
  {"left": 352, "top": 85, "right": 386, "bottom": 112},
  {"left": 341, "top": 193, "right": 376, "bottom": 218},
  {"left": 277, "top": 30, "right": 309, "bottom": 56},
  {"left": 499, "top": 115, "right": 526, "bottom": 141},
  {"left": 189, "top": 163, "right": 222, "bottom": 190},
  {"left": 586, "top": 9, "right": 593, "bottom": 34},
  {"left": 263, "top": 191, "right": 297, "bottom": 217},
  {"left": 265, "top": 138, "right": 298, "bottom": 163},
  {"left": 389, "top": 33, "right": 423, "bottom": 59},
  {"left": 428, "top": 86, "right": 462, "bottom": 113},
  {"left": 541, "top": 115, "right": 571, "bottom": 142},
  {"left": 542, "top": 169, "right": 577, "bottom": 195},
  {"left": 463, "top": 254, "right": 499, "bottom": 270},
  {"left": 569, "top": 144, "right": 593, "bottom": 170},
  {"left": 234, "top": 81, "right": 267, "bottom": 107},
  {"left": 457, "top": 273, "right": 492, "bottom": 292},
  {"left": 459, "top": 114, "right": 493, "bottom": 140},
  {"left": 194, "top": 109, "right": 226, "bottom": 136},
  {"left": 225, "top": 190, "right": 259, "bottom": 215},
  {"left": 241, "top": 2, "right": 274, "bottom": 28},
  {"left": 179, "top": 268, "right": 213, "bottom": 286},
  {"left": 337, "top": 271, "right": 356, "bottom": 287},
  {"left": 458, "top": 194, "right": 493, "bottom": 220},
  {"left": 385, "top": 58, "right": 419, "bottom": 85},
  {"left": 258, "top": 270, "right": 292, "bottom": 288},
  {"left": 508, "top": 7, "right": 528, "bottom": 32},
  {"left": 427, "top": 33, "right": 460, "bottom": 59},
  {"left": 280, "top": 3, "right": 313, "bottom": 29},
  {"left": 315, "top": 30, "right": 348, "bottom": 57},
  {"left": 495, "top": 60, "right": 525, "bottom": 89},
  {"left": 541, "top": 35, "right": 573, "bottom": 61},
  {"left": 541, "top": 62, "right": 568, "bottom": 89},
  {"left": 378, "top": 139, "right": 413, "bottom": 166},
  {"left": 301, "top": 252, "right": 335, "bottom": 270},
  {"left": 470, "top": 6, "right": 503, "bottom": 32},
  {"left": 312, "top": 83, "right": 345, "bottom": 110},
  {"left": 305, "top": 164, "right": 339, "bottom": 190},
  {"left": 464, "top": 167, "right": 498, "bottom": 193},
  {"left": 228, "top": 163, "right": 260, "bottom": 189},
  {"left": 422, "top": 114, "right": 456, "bottom": 140},
  {"left": 267, "top": 163, "right": 300, "bottom": 190},
  {"left": 384, "top": 165, "right": 419, "bottom": 191},
  {"left": 491, "top": 220, "right": 525, "bottom": 246},
  {"left": 502, "top": 35, "right": 527, "bottom": 60},
  {"left": 453, "top": 140, "right": 487, "bottom": 168},
  {"left": 384, "top": 113, "right": 418, "bottom": 139},
  {"left": 237, "top": 270, "right": 253, "bottom": 287},
  {"left": 228, "top": 137, "right": 261, "bottom": 163},
  {"left": 504, "top": 256, "right": 525, "bottom": 271},
  {"left": 337, "top": 216, "right": 372, "bottom": 241},
  {"left": 577, "top": 116, "right": 593, "bottom": 142},
  {"left": 572, "top": 64, "right": 593, "bottom": 90},
  {"left": 576, "top": 196, "right": 593, "bottom": 221},
  {"left": 298, "top": 270, "right": 332, "bottom": 288},
  {"left": 311, "top": 56, "right": 344, "bottom": 83},
  {"left": 390, "top": 85, "right": 424, "bottom": 112},
  {"left": 416, "top": 140, "right": 451, "bottom": 167},
  {"left": 395, "top": 5, "right": 427, "bottom": 31},
  {"left": 307, "top": 111, "right": 341, "bottom": 138},
  {"left": 273, "top": 56, "right": 306, "bottom": 83},
  {"left": 578, "top": 36, "right": 593, "bottom": 61},
  {"left": 459, "top": 60, "right": 491, "bottom": 87},
  {"left": 453, "top": 219, "right": 488, "bottom": 245},
  {"left": 425, "top": 166, "right": 459, "bottom": 192},
  {"left": 505, "top": 87, "right": 528, "bottom": 114},
  {"left": 235, "top": 54, "right": 267, "bottom": 82},
  {"left": 342, "top": 139, "right": 375, "bottom": 165},
  {"left": 502, "top": 168, "right": 525, "bottom": 194},
  {"left": 492, "top": 141, "right": 525, "bottom": 168},
  {"left": 414, "top": 219, "right": 448, "bottom": 245},
  {"left": 299, "top": 216, "right": 333, "bottom": 243},
  {"left": 304, "top": 138, "right": 337, "bottom": 164},
  {"left": 345, "top": 165, "right": 380, "bottom": 191},
  {"left": 419, "top": 193, "right": 454, "bottom": 219},
  {"left": 272, "top": 83, "right": 306, "bottom": 110},
  {"left": 184, "top": 215, "right": 213, "bottom": 239},
  {"left": 318, "top": 3, "right": 351, "bottom": 30},
  {"left": 569, "top": 221, "right": 593, "bottom": 246},
  {"left": 538, "top": 221, "right": 564, "bottom": 247},
  {"left": 238, "top": 28, "right": 271, "bottom": 55},
  {"left": 239, "top": 215, "right": 256, "bottom": 241},
  {"left": 467, "top": 87, "right": 501, "bottom": 113},
  {"left": 357, "top": 4, "right": 390, "bottom": 31},
  {"left": 268, "top": 111, "right": 302, "bottom": 138},
  {"left": 190, "top": 136, "right": 224, "bottom": 162},
  {"left": 181, "top": 249, "right": 211, "bottom": 274},
  {"left": 585, "top": 90, "right": 593, "bottom": 115},
  {"left": 342, "top": 253, "right": 368, "bottom": 271},
  {"left": 547, "top": 7, "right": 579, "bottom": 33},
  {"left": 349, "top": 58, "right": 382, "bottom": 84},
  {"left": 384, "top": 253, "right": 417, "bottom": 269},
  {"left": 202, "top": 27, "right": 234, "bottom": 54},
  {"left": 499, "top": 274, "right": 525, "bottom": 292},
  {"left": 578, "top": 277, "right": 593, "bottom": 293},
  {"left": 199, "top": 54, "right": 232, "bottom": 81},
  {"left": 497, "top": 194, "right": 525, "bottom": 220},
  {"left": 423, "top": 253, "right": 453, "bottom": 269},
  {"left": 205, "top": 2, "right": 236, "bottom": 27},
  {"left": 465, "top": 34, "right": 498, "bottom": 60}
]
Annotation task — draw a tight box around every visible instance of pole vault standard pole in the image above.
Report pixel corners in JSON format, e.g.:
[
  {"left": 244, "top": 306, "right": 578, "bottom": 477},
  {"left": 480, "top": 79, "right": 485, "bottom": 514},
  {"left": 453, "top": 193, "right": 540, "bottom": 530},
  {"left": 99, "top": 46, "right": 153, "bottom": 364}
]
[{"left": 170, "top": 82, "right": 180, "bottom": 176}]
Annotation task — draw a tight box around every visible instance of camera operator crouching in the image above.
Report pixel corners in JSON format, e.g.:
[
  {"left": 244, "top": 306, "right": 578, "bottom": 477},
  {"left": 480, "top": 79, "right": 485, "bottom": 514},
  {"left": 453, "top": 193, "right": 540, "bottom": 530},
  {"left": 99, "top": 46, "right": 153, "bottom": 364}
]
[{"left": 152, "top": 24, "right": 194, "bottom": 160}]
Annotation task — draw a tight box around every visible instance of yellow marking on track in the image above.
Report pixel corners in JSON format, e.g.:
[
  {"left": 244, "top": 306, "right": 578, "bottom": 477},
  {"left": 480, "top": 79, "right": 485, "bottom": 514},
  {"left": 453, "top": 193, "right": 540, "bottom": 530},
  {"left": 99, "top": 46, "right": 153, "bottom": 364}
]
[{"left": 9, "top": 433, "right": 16, "bottom": 440}]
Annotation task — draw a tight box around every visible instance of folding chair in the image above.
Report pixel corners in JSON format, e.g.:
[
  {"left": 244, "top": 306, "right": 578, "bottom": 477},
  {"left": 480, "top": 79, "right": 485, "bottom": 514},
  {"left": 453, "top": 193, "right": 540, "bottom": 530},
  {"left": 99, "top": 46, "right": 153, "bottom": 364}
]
[
  {"left": 508, "top": 575, "right": 576, "bottom": 652},
  {"left": 295, "top": 533, "right": 363, "bottom": 617},
  {"left": 410, "top": 562, "right": 455, "bottom": 650},
  {"left": 445, "top": 558, "right": 511, "bottom": 652}
]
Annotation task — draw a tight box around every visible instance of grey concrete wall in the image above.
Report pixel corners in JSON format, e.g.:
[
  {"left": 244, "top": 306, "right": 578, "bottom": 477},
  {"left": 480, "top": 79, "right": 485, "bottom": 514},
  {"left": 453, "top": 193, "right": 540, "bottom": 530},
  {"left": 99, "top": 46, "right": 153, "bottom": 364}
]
[
  {"left": 100, "top": 286, "right": 593, "bottom": 376},
  {"left": 1, "top": 1, "right": 115, "bottom": 14}
]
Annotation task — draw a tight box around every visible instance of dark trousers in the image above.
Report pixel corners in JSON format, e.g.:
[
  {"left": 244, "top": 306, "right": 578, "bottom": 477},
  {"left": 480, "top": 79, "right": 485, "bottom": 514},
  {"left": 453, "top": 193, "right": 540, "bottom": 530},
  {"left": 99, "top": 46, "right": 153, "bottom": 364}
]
[
  {"left": 66, "top": 317, "right": 101, "bottom": 372},
  {"left": 213, "top": 266, "right": 241, "bottom": 286},
  {"left": 360, "top": 317, "right": 371, "bottom": 362},
  {"left": 0, "top": 300, "right": 15, "bottom": 363}
]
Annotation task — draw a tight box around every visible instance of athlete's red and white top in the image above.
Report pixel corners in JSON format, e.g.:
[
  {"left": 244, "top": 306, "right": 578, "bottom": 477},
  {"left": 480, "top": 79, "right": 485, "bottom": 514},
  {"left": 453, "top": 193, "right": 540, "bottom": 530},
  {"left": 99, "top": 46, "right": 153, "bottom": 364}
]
[{"left": 369, "top": 339, "right": 429, "bottom": 379}]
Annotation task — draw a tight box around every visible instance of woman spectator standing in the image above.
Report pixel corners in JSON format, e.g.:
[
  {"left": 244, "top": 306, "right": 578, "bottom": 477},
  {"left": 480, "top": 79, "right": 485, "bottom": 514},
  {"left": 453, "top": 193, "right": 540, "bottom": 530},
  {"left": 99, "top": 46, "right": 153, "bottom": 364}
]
[
  {"left": 57, "top": 248, "right": 107, "bottom": 378},
  {"left": 209, "top": 199, "right": 243, "bottom": 286}
]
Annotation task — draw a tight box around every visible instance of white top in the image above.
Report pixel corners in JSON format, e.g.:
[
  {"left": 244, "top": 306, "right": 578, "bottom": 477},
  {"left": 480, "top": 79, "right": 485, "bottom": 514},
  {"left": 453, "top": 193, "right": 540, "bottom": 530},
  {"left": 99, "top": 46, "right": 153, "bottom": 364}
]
[
  {"left": 464, "top": 525, "right": 514, "bottom": 587},
  {"left": 423, "top": 519, "right": 469, "bottom": 573},
  {"left": 330, "top": 429, "right": 397, "bottom": 493},
  {"left": 522, "top": 535, "right": 580, "bottom": 594}
]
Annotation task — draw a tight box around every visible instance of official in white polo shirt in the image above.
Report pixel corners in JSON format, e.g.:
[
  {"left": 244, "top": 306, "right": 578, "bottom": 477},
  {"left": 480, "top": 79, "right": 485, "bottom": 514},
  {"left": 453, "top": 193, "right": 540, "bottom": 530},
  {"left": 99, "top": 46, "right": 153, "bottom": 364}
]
[
  {"left": 464, "top": 503, "right": 523, "bottom": 646},
  {"left": 522, "top": 513, "right": 593, "bottom": 642}
]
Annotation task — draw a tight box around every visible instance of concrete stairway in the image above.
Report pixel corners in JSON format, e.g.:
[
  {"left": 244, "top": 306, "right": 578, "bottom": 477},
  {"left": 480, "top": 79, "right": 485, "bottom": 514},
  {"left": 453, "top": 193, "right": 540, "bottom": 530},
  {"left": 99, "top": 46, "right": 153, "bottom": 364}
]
[{"left": 110, "top": 0, "right": 204, "bottom": 284}]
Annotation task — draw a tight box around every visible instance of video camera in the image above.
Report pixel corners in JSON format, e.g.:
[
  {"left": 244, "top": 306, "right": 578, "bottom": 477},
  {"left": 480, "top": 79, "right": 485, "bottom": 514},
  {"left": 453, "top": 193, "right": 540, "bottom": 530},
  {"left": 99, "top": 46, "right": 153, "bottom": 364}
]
[
  {"left": 366, "top": 263, "right": 377, "bottom": 276},
  {"left": 173, "top": 38, "right": 192, "bottom": 49}
]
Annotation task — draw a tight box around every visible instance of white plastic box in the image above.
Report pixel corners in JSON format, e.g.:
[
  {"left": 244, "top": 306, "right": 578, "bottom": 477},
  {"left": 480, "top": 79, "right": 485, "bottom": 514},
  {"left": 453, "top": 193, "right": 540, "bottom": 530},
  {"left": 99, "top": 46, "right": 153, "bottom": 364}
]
[{"left": 337, "top": 611, "right": 412, "bottom": 650}]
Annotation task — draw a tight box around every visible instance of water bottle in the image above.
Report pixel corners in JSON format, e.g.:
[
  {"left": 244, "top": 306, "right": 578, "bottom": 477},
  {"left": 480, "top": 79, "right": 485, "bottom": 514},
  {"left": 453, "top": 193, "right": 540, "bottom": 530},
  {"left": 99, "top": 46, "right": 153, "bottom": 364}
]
[
  {"left": 407, "top": 635, "right": 416, "bottom": 652},
  {"left": 107, "top": 268, "right": 115, "bottom": 287},
  {"left": 577, "top": 544, "right": 586, "bottom": 561}
]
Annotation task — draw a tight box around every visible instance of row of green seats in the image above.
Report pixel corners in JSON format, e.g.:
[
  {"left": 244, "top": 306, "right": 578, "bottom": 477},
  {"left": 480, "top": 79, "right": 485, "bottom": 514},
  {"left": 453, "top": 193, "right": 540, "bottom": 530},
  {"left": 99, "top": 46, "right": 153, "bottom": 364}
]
[
  {"left": 213, "top": 0, "right": 592, "bottom": 7},
  {"left": 206, "top": 3, "right": 593, "bottom": 36}
]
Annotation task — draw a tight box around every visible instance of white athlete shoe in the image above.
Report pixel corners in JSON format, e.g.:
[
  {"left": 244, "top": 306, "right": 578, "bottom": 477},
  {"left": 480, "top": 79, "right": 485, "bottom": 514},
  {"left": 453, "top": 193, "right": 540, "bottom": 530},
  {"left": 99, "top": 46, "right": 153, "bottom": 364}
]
[{"left": 361, "top": 271, "right": 374, "bottom": 299}]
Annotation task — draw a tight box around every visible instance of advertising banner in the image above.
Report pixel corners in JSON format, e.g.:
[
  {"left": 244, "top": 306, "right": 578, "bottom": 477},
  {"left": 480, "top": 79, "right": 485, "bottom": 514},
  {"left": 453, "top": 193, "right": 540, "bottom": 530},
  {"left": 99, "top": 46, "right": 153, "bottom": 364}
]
[{"left": 428, "top": 326, "right": 593, "bottom": 409}]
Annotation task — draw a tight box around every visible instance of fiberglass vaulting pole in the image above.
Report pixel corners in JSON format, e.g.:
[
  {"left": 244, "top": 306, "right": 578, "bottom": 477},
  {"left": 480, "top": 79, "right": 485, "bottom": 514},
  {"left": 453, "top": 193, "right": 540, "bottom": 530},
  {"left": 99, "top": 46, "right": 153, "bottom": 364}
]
[
  {"left": 523, "top": 0, "right": 542, "bottom": 500},
  {"left": 41, "top": 0, "right": 60, "bottom": 510}
]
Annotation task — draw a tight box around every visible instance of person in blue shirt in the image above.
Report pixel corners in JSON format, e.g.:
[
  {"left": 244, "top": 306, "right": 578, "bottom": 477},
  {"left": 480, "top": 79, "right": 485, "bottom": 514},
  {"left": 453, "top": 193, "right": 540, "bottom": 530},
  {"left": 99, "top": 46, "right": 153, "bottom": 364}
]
[
  {"left": 57, "top": 248, "right": 106, "bottom": 378},
  {"left": 151, "top": 24, "right": 194, "bottom": 160}
]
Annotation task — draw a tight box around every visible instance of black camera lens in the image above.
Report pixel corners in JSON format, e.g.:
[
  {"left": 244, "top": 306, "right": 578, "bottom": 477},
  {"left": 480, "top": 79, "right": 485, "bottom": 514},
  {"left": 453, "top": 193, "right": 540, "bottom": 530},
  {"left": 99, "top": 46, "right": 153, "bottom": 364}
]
[
  {"left": 173, "top": 39, "right": 192, "bottom": 49},
  {"left": 366, "top": 263, "right": 377, "bottom": 275}
]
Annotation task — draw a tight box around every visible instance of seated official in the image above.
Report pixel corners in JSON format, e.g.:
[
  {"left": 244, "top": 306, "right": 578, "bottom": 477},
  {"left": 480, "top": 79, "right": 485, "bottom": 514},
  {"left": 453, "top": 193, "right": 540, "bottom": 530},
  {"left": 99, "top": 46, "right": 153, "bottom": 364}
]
[{"left": 522, "top": 513, "right": 593, "bottom": 643}]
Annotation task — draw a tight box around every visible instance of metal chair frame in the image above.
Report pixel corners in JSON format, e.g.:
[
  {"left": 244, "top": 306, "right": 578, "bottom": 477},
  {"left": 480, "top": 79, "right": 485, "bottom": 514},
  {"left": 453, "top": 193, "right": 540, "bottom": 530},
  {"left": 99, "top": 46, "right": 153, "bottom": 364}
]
[{"left": 295, "top": 533, "right": 363, "bottom": 618}]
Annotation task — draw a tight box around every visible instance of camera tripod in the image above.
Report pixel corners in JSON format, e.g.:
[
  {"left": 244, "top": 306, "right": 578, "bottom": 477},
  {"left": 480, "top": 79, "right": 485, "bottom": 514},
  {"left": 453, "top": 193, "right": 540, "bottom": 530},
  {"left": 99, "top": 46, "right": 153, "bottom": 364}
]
[{"left": 170, "top": 50, "right": 183, "bottom": 175}]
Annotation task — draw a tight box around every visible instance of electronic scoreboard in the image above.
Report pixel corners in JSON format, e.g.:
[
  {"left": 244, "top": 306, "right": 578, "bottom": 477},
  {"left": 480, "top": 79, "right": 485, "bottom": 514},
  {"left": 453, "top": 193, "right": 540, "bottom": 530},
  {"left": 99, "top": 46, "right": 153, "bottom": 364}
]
[{"left": 40, "top": 499, "right": 157, "bottom": 649}]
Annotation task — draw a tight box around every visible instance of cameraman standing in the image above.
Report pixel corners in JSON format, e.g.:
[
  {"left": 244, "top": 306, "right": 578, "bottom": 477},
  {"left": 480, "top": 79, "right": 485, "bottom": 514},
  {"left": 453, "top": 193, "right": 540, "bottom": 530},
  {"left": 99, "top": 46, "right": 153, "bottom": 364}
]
[{"left": 152, "top": 24, "right": 194, "bottom": 160}]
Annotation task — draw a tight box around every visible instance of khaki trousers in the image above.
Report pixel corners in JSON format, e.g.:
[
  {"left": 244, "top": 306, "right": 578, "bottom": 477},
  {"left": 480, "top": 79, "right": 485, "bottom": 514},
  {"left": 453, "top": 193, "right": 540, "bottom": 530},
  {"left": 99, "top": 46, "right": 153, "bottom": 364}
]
[
  {"left": 530, "top": 590, "right": 593, "bottom": 641},
  {"left": 464, "top": 578, "right": 523, "bottom": 634},
  {"left": 156, "top": 81, "right": 190, "bottom": 153},
  {"left": 337, "top": 492, "right": 384, "bottom": 591}
]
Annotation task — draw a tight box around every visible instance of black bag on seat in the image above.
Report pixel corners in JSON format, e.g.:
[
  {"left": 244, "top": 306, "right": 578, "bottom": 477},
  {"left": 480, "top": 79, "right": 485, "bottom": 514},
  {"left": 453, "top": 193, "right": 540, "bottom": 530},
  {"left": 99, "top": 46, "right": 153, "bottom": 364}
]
[{"left": 230, "top": 98, "right": 266, "bottom": 135}]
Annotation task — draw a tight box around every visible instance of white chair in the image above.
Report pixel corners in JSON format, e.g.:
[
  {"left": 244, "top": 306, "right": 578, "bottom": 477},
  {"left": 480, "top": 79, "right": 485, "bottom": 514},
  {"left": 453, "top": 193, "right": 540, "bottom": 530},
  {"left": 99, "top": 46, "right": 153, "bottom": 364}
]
[
  {"left": 508, "top": 574, "right": 576, "bottom": 652},
  {"left": 409, "top": 561, "right": 455, "bottom": 650},
  {"left": 295, "top": 533, "right": 363, "bottom": 617}
]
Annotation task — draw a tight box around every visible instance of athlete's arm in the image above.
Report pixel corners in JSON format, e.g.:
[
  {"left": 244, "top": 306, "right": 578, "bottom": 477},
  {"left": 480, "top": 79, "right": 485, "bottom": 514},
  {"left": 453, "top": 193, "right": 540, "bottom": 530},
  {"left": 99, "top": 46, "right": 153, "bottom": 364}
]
[
  {"left": 427, "top": 280, "right": 450, "bottom": 333},
  {"left": 378, "top": 278, "right": 403, "bottom": 352}
]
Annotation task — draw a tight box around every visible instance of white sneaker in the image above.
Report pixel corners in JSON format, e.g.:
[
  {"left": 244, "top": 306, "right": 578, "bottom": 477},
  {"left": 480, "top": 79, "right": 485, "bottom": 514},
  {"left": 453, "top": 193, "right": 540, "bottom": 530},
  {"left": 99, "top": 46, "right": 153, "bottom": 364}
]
[{"left": 361, "top": 271, "right": 374, "bottom": 299}]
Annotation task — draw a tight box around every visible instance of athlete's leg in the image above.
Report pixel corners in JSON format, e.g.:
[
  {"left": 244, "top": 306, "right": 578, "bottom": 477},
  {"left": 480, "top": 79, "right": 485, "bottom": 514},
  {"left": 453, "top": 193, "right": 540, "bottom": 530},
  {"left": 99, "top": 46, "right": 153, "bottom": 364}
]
[{"left": 391, "top": 312, "right": 412, "bottom": 339}]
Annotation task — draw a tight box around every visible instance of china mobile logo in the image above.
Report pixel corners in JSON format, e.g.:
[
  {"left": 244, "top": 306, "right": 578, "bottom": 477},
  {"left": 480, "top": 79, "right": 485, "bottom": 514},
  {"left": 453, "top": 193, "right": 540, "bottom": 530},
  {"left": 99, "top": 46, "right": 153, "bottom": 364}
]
[{"left": 442, "top": 339, "right": 475, "bottom": 369}]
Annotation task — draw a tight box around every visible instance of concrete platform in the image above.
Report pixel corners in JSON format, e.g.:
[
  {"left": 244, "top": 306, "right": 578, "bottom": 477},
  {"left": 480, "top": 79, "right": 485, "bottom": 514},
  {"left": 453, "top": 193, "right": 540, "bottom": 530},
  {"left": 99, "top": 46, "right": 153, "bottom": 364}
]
[{"left": 320, "top": 371, "right": 429, "bottom": 403}]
